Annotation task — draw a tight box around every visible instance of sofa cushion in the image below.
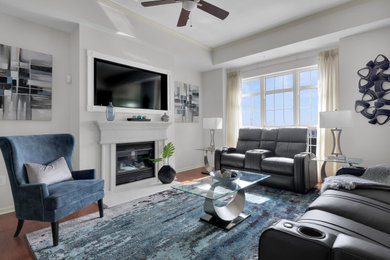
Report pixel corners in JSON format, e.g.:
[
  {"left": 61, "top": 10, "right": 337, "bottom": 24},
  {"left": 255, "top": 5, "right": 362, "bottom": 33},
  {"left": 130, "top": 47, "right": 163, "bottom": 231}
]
[
  {"left": 236, "top": 128, "right": 262, "bottom": 153},
  {"left": 45, "top": 179, "right": 104, "bottom": 210},
  {"left": 275, "top": 128, "right": 307, "bottom": 158},
  {"left": 261, "top": 157, "right": 294, "bottom": 175},
  {"left": 260, "top": 128, "right": 278, "bottom": 152},
  {"left": 221, "top": 153, "right": 245, "bottom": 168}
]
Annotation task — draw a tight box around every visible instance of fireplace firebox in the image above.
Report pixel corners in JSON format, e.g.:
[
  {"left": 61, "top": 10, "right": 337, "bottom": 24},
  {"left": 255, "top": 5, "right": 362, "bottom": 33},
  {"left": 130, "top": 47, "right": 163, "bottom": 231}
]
[{"left": 116, "top": 142, "right": 155, "bottom": 186}]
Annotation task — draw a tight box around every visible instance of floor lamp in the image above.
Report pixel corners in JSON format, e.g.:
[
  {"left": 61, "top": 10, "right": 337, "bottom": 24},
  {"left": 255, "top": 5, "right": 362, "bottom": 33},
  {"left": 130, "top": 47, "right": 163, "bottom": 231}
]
[
  {"left": 319, "top": 110, "right": 352, "bottom": 159},
  {"left": 202, "top": 117, "right": 222, "bottom": 174}
]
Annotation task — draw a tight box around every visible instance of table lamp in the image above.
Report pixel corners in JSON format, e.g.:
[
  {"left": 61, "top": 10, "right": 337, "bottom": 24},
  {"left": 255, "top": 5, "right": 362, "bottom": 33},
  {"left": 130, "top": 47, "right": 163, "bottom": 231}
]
[
  {"left": 319, "top": 110, "right": 352, "bottom": 159},
  {"left": 203, "top": 117, "right": 222, "bottom": 151}
]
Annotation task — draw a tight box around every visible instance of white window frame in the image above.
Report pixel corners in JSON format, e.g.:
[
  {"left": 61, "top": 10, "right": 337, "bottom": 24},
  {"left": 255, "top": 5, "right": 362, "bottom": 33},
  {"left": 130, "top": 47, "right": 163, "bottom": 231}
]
[{"left": 241, "top": 65, "right": 318, "bottom": 128}]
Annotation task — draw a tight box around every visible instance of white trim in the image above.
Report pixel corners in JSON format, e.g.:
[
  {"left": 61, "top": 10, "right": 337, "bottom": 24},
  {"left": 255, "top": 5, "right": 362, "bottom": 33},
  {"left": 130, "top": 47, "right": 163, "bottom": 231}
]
[
  {"left": 0, "top": 206, "right": 14, "bottom": 215},
  {"left": 86, "top": 50, "right": 171, "bottom": 114}
]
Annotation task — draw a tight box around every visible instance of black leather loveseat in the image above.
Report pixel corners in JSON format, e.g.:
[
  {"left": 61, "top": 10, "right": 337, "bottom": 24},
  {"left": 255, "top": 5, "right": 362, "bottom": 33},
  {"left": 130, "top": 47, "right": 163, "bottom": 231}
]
[
  {"left": 259, "top": 169, "right": 390, "bottom": 260},
  {"left": 215, "top": 128, "right": 317, "bottom": 193}
]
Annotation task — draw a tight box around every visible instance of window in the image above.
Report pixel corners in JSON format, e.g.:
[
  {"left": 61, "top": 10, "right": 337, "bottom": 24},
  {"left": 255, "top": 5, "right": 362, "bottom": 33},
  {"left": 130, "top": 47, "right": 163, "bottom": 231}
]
[
  {"left": 241, "top": 66, "right": 318, "bottom": 127},
  {"left": 241, "top": 66, "right": 319, "bottom": 153}
]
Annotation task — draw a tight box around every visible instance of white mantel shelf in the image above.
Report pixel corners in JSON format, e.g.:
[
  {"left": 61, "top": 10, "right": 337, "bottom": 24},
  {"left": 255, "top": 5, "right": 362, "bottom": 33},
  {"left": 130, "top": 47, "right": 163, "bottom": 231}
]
[{"left": 96, "top": 120, "right": 172, "bottom": 144}]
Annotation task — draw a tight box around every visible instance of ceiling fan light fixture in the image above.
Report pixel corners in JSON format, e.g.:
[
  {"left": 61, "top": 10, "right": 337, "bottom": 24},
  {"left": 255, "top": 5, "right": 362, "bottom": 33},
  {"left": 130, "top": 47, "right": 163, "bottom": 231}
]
[{"left": 183, "top": 0, "right": 199, "bottom": 12}]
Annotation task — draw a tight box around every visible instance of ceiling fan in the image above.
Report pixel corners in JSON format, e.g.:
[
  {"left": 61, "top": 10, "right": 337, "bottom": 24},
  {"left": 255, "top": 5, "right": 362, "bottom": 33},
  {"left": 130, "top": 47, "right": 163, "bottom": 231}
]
[{"left": 140, "top": 0, "right": 229, "bottom": 27}]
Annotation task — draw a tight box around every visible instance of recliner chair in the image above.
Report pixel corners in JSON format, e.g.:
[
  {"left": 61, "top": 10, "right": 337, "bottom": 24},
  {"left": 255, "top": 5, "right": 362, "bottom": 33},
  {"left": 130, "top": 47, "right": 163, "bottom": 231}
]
[
  {"left": 0, "top": 134, "right": 104, "bottom": 246},
  {"left": 215, "top": 128, "right": 317, "bottom": 193}
]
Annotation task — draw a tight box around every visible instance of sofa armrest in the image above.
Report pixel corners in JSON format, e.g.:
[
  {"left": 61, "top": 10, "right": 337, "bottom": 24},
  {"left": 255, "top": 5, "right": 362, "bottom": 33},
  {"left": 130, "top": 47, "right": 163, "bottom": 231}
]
[
  {"left": 294, "top": 152, "right": 318, "bottom": 193},
  {"left": 215, "top": 147, "right": 236, "bottom": 170},
  {"left": 71, "top": 169, "right": 96, "bottom": 180},
  {"left": 245, "top": 149, "right": 272, "bottom": 171},
  {"left": 332, "top": 234, "right": 390, "bottom": 260}
]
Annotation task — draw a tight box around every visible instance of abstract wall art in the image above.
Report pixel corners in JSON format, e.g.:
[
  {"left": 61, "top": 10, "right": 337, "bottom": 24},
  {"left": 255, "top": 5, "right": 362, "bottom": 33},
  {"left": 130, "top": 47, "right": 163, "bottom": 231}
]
[
  {"left": 0, "top": 43, "right": 52, "bottom": 121},
  {"left": 355, "top": 54, "right": 390, "bottom": 125},
  {"left": 174, "top": 81, "right": 199, "bottom": 123}
]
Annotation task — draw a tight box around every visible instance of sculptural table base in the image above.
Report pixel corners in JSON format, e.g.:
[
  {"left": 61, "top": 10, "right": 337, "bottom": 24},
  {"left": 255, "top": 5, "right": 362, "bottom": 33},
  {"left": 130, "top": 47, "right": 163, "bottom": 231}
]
[
  {"left": 200, "top": 212, "right": 250, "bottom": 230},
  {"left": 201, "top": 186, "right": 248, "bottom": 230}
]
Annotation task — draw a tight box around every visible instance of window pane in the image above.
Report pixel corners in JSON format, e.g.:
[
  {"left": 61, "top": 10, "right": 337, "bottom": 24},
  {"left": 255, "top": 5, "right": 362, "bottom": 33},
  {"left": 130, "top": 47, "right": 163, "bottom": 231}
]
[
  {"left": 275, "top": 76, "right": 283, "bottom": 90},
  {"left": 312, "top": 88, "right": 318, "bottom": 106},
  {"left": 285, "top": 109, "right": 294, "bottom": 125},
  {"left": 300, "top": 89, "right": 310, "bottom": 107},
  {"left": 242, "top": 82, "right": 249, "bottom": 95},
  {"left": 284, "top": 74, "right": 293, "bottom": 89},
  {"left": 311, "top": 70, "right": 318, "bottom": 85},
  {"left": 248, "top": 80, "right": 260, "bottom": 94},
  {"left": 241, "top": 95, "right": 260, "bottom": 127},
  {"left": 312, "top": 106, "right": 318, "bottom": 125},
  {"left": 275, "top": 93, "right": 283, "bottom": 109},
  {"left": 275, "top": 110, "right": 284, "bottom": 125},
  {"left": 266, "top": 111, "right": 274, "bottom": 126},
  {"left": 266, "top": 94, "right": 274, "bottom": 110},
  {"left": 300, "top": 108, "right": 311, "bottom": 125},
  {"left": 266, "top": 77, "right": 274, "bottom": 91},
  {"left": 300, "top": 71, "right": 310, "bottom": 87},
  {"left": 284, "top": 92, "right": 293, "bottom": 109}
]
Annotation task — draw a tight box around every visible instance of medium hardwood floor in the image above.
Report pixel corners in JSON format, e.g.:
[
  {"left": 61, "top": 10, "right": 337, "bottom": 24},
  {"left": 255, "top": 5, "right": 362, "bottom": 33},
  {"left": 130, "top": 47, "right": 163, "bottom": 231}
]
[{"left": 0, "top": 167, "right": 206, "bottom": 260}]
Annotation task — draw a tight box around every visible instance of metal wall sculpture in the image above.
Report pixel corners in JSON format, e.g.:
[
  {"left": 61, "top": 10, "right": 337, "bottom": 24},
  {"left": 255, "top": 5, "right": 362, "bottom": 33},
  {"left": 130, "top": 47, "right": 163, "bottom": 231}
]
[
  {"left": 355, "top": 54, "right": 390, "bottom": 125},
  {"left": 0, "top": 44, "right": 52, "bottom": 121}
]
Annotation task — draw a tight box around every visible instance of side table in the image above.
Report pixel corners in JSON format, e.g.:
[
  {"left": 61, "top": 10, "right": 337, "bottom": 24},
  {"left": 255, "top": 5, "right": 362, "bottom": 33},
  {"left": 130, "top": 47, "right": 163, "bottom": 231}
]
[
  {"left": 312, "top": 157, "right": 363, "bottom": 182},
  {"left": 196, "top": 147, "right": 214, "bottom": 174}
]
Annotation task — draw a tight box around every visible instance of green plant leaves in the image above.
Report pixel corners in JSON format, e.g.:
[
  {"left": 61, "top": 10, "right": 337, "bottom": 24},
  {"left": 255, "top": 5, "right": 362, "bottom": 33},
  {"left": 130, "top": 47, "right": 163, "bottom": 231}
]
[
  {"left": 162, "top": 142, "right": 175, "bottom": 159},
  {"left": 149, "top": 158, "right": 163, "bottom": 163}
]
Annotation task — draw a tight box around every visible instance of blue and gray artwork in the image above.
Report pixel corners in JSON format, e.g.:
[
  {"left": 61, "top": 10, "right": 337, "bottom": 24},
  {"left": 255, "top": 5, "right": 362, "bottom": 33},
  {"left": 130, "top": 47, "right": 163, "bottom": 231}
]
[{"left": 0, "top": 43, "right": 52, "bottom": 121}]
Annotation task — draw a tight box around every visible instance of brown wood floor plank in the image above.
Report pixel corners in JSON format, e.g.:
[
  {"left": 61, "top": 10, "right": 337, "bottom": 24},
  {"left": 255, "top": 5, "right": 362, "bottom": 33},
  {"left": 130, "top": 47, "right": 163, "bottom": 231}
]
[{"left": 0, "top": 168, "right": 204, "bottom": 260}]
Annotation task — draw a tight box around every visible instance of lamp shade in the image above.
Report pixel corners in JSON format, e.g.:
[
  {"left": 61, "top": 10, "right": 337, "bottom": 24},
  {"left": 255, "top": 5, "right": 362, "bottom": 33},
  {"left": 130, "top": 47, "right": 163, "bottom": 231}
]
[
  {"left": 319, "top": 110, "right": 353, "bottom": 128},
  {"left": 203, "top": 117, "right": 222, "bottom": 129}
]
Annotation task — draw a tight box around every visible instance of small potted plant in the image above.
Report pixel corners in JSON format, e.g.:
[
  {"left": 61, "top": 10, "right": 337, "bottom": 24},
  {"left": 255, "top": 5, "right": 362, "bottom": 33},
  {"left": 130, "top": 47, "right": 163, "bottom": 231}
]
[{"left": 149, "top": 142, "right": 176, "bottom": 184}]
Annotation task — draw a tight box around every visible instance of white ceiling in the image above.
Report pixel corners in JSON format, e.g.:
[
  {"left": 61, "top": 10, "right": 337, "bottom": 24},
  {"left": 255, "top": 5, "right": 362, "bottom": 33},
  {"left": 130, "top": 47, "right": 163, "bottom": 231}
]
[{"left": 110, "top": 0, "right": 352, "bottom": 48}]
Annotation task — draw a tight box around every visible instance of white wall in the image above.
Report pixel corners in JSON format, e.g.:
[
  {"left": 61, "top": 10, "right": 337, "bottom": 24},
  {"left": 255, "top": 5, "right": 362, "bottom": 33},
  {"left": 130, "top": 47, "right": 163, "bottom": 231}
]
[
  {"left": 0, "top": 13, "right": 74, "bottom": 211},
  {"left": 339, "top": 26, "right": 390, "bottom": 167}
]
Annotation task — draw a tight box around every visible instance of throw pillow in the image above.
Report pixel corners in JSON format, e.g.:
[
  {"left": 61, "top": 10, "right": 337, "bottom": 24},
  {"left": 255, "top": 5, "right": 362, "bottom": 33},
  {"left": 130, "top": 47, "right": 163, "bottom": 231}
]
[{"left": 25, "top": 157, "right": 73, "bottom": 185}]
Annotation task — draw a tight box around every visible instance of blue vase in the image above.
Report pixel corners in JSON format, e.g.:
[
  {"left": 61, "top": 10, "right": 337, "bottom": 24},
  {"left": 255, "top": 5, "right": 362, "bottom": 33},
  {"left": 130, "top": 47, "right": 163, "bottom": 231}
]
[{"left": 106, "top": 102, "right": 115, "bottom": 121}]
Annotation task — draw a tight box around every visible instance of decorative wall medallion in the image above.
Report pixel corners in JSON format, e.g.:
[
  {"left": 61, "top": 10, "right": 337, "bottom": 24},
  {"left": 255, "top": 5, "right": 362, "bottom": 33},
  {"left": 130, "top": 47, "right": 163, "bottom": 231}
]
[
  {"left": 355, "top": 54, "right": 390, "bottom": 125},
  {"left": 0, "top": 43, "right": 52, "bottom": 121}
]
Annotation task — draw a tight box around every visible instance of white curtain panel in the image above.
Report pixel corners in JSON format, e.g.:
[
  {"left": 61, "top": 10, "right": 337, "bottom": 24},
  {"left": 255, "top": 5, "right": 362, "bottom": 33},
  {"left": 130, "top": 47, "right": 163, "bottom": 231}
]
[
  {"left": 318, "top": 49, "right": 340, "bottom": 177},
  {"left": 226, "top": 71, "right": 242, "bottom": 147}
]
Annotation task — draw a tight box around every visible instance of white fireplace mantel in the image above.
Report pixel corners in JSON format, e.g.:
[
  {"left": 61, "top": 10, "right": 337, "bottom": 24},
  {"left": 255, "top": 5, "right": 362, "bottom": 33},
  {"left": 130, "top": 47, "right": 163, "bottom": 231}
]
[
  {"left": 95, "top": 120, "right": 173, "bottom": 207},
  {"left": 96, "top": 121, "right": 172, "bottom": 144}
]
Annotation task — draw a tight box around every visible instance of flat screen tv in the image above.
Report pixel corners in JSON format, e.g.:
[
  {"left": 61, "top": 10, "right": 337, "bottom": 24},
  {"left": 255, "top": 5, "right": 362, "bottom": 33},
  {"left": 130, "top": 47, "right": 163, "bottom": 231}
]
[{"left": 94, "top": 58, "right": 168, "bottom": 111}]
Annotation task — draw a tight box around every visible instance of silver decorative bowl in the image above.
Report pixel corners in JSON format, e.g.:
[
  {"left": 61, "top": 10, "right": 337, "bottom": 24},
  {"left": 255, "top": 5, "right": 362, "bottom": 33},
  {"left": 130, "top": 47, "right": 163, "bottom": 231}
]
[{"left": 210, "top": 171, "right": 241, "bottom": 182}]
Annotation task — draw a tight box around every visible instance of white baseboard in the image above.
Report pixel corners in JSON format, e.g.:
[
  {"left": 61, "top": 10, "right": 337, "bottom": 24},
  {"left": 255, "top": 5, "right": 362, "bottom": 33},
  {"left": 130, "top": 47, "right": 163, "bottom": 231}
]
[
  {"left": 176, "top": 164, "right": 204, "bottom": 173},
  {"left": 0, "top": 205, "right": 14, "bottom": 215}
]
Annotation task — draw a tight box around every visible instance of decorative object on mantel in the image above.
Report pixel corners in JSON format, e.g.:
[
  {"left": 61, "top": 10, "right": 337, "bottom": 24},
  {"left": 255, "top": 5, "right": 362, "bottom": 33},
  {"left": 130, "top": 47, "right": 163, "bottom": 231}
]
[
  {"left": 355, "top": 54, "right": 390, "bottom": 125},
  {"left": 174, "top": 81, "right": 199, "bottom": 123},
  {"left": 127, "top": 115, "right": 151, "bottom": 121},
  {"left": 0, "top": 43, "right": 52, "bottom": 120},
  {"left": 319, "top": 110, "right": 352, "bottom": 159},
  {"left": 161, "top": 112, "right": 169, "bottom": 122},
  {"left": 149, "top": 142, "right": 176, "bottom": 184},
  {"left": 106, "top": 102, "right": 115, "bottom": 121}
]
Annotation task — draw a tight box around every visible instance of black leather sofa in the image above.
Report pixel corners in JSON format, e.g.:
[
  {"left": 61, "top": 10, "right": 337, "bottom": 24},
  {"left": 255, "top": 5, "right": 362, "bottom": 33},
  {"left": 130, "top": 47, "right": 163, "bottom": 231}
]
[
  {"left": 259, "top": 169, "right": 390, "bottom": 260},
  {"left": 215, "top": 128, "right": 317, "bottom": 193}
]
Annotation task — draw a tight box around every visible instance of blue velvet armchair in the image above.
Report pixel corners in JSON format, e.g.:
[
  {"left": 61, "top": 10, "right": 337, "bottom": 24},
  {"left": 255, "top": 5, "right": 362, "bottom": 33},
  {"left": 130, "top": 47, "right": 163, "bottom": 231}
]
[{"left": 0, "top": 134, "right": 104, "bottom": 246}]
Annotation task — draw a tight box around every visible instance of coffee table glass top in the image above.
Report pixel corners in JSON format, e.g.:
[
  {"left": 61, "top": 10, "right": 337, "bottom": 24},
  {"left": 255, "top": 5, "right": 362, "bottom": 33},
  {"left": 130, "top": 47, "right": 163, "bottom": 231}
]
[{"left": 172, "top": 171, "right": 269, "bottom": 201}]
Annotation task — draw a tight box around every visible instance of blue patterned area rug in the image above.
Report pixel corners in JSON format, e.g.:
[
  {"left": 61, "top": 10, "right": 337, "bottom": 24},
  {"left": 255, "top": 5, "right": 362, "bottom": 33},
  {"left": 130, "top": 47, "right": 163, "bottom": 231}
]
[{"left": 26, "top": 185, "right": 318, "bottom": 259}]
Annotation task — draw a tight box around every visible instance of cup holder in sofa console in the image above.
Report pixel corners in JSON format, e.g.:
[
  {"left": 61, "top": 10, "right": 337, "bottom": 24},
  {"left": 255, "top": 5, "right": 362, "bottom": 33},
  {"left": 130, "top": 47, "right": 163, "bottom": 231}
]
[{"left": 298, "top": 226, "right": 325, "bottom": 239}]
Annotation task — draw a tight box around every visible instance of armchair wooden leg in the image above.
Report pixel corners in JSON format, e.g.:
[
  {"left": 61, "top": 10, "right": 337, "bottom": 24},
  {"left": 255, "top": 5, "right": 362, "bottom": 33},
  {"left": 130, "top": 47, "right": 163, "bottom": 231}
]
[
  {"left": 98, "top": 199, "right": 104, "bottom": 218},
  {"left": 14, "top": 219, "right": 24, "bottom": 237},
  {"left": 51, "top": 222, "right": 59, "bottom": 246}
]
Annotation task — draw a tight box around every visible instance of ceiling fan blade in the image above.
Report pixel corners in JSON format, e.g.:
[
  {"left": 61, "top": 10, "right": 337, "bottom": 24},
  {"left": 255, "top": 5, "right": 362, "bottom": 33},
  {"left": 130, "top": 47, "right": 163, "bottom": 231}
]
[
  {"left": 197, "top": 0, "right": 229, "bottom": 20},
  {"left": 141, "top": 0, "right": 177, "bottom": 7},
  {"left": 177, "top": 8, "right": 190, "bottom": 27}
]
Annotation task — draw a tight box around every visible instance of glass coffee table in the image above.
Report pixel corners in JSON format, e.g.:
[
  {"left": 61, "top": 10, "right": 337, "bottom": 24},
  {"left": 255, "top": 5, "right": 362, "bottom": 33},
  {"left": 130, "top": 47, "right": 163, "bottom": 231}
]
[{"left": 173, "top": 171, "right": 269, "bottom": 230}]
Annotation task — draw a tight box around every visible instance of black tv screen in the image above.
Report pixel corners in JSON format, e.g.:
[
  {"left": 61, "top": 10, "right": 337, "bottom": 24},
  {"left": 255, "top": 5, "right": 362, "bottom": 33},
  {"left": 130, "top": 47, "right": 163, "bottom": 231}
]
[{"left": 94, "top": 58, "right": 168, "bottom": 110}]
